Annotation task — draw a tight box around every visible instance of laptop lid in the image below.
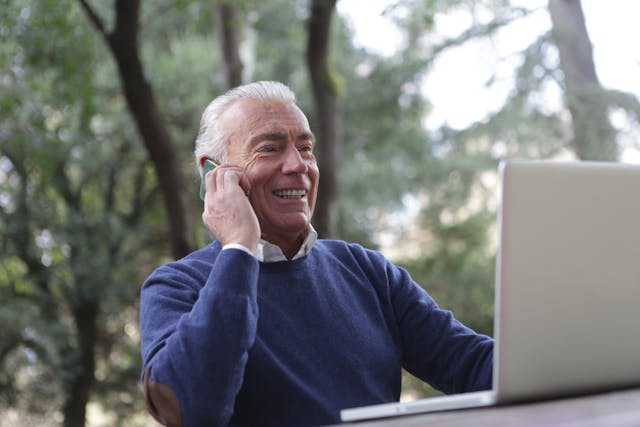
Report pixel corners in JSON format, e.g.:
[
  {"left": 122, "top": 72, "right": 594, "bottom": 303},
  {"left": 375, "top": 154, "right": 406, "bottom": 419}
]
[{"left": 493, "top": 160, "right": 640, "bottom": 403}]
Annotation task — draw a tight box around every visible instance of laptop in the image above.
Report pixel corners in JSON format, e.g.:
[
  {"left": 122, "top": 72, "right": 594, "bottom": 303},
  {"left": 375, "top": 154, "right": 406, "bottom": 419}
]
[{"left": 341, "top": 159, "right": 640, "bottom": 422}]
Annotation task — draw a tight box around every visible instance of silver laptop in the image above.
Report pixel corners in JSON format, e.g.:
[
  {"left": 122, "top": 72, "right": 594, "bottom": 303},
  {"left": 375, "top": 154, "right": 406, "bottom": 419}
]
[{"left": 341, "top": 159, "right": 640, "bottom": 422}]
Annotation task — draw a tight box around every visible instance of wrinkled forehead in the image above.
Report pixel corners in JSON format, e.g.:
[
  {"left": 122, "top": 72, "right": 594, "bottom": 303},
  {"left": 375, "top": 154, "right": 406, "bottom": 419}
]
[{"left": 220, "top": 98, "right": 311, "bottom": 134}]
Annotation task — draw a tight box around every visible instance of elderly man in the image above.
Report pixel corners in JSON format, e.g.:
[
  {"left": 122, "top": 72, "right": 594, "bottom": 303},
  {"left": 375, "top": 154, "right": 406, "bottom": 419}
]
[{"left": 140, "top": 81, "right": 493, "bottom": 427}]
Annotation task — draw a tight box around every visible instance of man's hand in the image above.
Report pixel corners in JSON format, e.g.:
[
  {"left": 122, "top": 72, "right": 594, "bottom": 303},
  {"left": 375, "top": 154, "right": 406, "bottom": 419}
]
[{"left": 202, "top": 165, "right": 260, "bottom": 254}]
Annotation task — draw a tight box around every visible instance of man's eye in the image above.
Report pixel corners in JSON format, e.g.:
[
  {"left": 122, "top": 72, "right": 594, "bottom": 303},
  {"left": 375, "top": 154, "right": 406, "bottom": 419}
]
[{"left": 258, "top": 145, "right": 277, "bottom": 153}]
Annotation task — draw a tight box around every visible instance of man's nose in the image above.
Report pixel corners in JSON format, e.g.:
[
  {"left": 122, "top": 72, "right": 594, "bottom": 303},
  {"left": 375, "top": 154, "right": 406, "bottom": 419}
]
[{"left": 282, "top": 146, "right": 308, "bottom": 173}]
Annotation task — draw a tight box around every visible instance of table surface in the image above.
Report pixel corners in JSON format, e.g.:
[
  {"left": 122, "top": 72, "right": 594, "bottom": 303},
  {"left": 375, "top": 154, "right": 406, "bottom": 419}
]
[{"left": 336, "top": 387, "right": 640, "bottom": 426}]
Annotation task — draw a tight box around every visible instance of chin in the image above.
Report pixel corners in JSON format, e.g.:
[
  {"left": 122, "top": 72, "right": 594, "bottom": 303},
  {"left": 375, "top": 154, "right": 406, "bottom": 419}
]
[{"left": 267, "top": 215, "right": 310, "bottom": 234}]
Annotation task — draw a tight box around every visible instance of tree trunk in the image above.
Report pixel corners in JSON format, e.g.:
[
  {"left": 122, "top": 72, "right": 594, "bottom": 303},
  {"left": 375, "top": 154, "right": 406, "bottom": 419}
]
[
  {"left": 62, "top": 302, "right": 98, "bottom": 427},
  {"left": 215, "top": 1, "right": 244, "bottom": 89},
  {"left": 306, "top": 0, "right": 342, "bottom": 238},
  {"left": 548, "top": 0, "right": 617, "bottom": 161},
  {"left": 78, "top": 0, "right": 195, "bottom": 258}
]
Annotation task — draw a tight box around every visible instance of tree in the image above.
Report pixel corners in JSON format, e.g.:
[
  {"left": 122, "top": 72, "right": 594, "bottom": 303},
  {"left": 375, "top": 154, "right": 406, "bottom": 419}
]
[
  {"left": 215, "top": 1, "right": 244, "bottom": 88},
  {"left": 77, "top": 0, "right": 195, "bottom": 259},
  {"left": 4, "top": 0, "right": 640, "bottom": 423},
  {"left": 0, "top": 56, "right": 156, "bottom": 427},
  {"left": 307, "top": 0, "right": 342, "bottom": 238},
  {"left": 548, "top": 0, "right": 616, "bottom": 160},
  {"left": 0, "top": 2, "right": 185, "bottom": 425}
]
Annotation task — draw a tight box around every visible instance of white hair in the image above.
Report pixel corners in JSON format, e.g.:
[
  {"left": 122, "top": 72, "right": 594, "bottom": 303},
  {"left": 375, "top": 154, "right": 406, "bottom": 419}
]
[{"left": 194, "top": 81, "right": 297, "bottom": 172}]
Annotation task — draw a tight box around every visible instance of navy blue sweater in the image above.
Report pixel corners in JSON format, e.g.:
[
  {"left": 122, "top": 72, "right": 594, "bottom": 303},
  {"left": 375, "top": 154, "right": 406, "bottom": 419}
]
[{"left": 140, "top": 240, "right": 493, "bottom": 426}]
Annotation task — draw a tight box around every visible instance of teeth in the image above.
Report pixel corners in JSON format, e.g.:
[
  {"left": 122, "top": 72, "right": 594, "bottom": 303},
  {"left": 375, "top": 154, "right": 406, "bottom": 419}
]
[{"left": 273, "top": 189, "right": 306, "bottom": 198}]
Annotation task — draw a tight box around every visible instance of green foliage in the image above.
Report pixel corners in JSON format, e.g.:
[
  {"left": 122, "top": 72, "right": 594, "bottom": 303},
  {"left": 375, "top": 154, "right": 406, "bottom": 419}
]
[
  {"left": 1, "top": 0, "right": 161, "bottom": 423},
  {"left": 2, "top": 0, "right": 639, "bottom": 423},
  {"left": 402, "top": 212, "right": 496, "bottom": 335}
]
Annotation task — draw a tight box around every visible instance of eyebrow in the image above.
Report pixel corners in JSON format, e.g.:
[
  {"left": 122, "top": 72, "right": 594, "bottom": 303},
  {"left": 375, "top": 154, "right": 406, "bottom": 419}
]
[
  {"left": 249, "top": 130, "right": 316, "bottom": 146},
  {"left": 298, "top": 131, "right": 316, "bottom": 143}
]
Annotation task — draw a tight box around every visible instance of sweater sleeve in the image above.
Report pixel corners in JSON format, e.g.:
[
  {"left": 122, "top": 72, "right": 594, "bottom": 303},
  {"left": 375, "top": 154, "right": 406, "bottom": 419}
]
[
  {"left": 387, "top": 261, "right": 494, "bottom": 394},
  {"left": 140, "top": 248, "right": 260, "bottom": 426}
]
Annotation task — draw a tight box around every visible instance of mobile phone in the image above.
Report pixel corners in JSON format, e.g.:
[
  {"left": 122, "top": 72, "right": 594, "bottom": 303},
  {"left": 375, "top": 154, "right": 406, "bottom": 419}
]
[{"left": 199, "top": 159, "right": 218, "bottom": 201}]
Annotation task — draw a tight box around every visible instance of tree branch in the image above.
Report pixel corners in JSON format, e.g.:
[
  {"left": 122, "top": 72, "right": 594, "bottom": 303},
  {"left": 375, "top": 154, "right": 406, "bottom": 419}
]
[
  {"left": 428, "top": 8, "right": 534, "bottom": 63},
  {"left": 76, "top": 0, "right": 194, "bottom": 258},
  {"left": 77, "top": 0, "right": 108, "bottom": 37}
]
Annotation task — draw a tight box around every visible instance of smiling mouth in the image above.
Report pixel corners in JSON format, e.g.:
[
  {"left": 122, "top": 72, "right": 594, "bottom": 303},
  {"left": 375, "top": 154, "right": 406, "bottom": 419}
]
[{"left": 273, "top": 189, "right": 307, "bottom": 199}]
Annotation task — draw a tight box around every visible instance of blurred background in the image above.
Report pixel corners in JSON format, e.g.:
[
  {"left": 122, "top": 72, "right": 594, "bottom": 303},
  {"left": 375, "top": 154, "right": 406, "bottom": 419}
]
[{"left": 1, "top": 0, "right": 638, "bottom": 425}]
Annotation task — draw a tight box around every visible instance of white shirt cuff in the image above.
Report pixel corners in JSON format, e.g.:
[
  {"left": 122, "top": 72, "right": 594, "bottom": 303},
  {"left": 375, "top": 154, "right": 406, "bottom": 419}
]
[{"left": 222, "top": 243, "right": 257, "bottom": 258}]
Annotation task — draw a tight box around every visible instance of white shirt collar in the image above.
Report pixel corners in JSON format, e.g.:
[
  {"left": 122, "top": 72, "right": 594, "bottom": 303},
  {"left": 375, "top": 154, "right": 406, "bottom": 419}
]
[{"left": 256, "top": 226, "right": 318, "bottom": 262}]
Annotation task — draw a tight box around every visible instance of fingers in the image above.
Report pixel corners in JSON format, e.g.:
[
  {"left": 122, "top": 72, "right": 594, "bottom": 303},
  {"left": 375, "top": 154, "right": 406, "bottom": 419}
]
[
  {"left": 219, "top": 166, "right": 244, "bottom": 195},
  {"left": 204, "top": 165, "right": 248, "bottom": 196},
  {"left": 201, "top": 164, "right": 260, "bottom": 253},
  {"left": 238, "top": 173, "right": 251, "bottom": 196}
]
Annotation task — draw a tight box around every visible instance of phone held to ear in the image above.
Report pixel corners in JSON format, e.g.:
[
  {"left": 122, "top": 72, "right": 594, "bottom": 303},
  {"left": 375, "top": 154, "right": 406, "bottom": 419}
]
[{"left": 199, "top": 159, "right": 218, "bottom": 201}]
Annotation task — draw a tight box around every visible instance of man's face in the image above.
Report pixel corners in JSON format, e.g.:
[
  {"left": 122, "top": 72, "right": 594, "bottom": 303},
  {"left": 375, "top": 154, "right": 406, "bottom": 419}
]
[{"left": 220, "top": 98, "right": 319, "bottom": 247}]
